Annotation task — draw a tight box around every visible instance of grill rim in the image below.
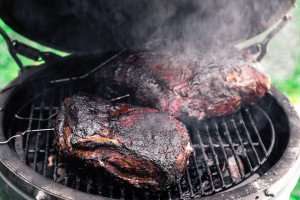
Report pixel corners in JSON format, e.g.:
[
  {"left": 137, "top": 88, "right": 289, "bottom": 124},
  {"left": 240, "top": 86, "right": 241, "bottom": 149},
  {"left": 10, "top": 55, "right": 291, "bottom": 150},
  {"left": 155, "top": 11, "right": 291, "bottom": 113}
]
[{"left": 0, "top": 61, "right": 299, "bottom": 200}]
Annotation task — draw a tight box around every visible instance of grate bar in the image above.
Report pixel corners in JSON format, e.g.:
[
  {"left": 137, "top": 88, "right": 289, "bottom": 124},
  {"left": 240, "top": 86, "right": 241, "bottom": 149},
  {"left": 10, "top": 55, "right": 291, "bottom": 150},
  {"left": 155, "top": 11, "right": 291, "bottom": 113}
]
[
  {"left": 185, "top": 168, "right": 195, "bottom": 197},
  {"left": 64, "top": 172, "right": 69, "bottom": 186},
  {"left": 75, "top": 176, "right": 81, "bottom": 190},
  {"left": 212, "top": 120, "right": 233, "bottom": 188},
  {"left": 222, "top": 120, "right": 245, "bottom": 181},
  {"left": 86, "top": 179, "right": 93, "bottom": 193},
  {"left": 191, "top": 151, "right": 205, "bottom": 195},
  {"left": 205, "top": 124, "right": 225, "bottom": 189},
  {"left": 24, "top": 104, "right": 35, "bottom": 163},
  {"left": 176, "top": 179, "right": 183, "bottom": 199},
  {"left": 28, "top": 149, "right": 55, "bottom": 153},
  {"left": 43, "top": 92, "right": 55, "bottom": 176},
  {"left": 120, "top": 188, "right": 125, "bottom": 200},
  {"left": 167, "top": 191, "right": 172, "bottom": 200},
  {"left": 195, "top": 128, "right": 215, "bottom": 195},
  {"left": 230, "top": 118, "right": 254, "bottom": 172},
  {"left": 33, "top": 106, "right": 59, "bottom": 110},
  {"left": 33, "top": 92, "right": 46, "bottom": 171},
  {"left": 238, "top": 112, "right": 262, "bottom": 166},
  {"left": 244, "top": 108, "right": 268, "bottom": 156},
  {"left": 192, "top": 142, "right": 261, "bottom": 149},
  {"left": 53, "top": 87, "right": 65, "bottom": 181}
]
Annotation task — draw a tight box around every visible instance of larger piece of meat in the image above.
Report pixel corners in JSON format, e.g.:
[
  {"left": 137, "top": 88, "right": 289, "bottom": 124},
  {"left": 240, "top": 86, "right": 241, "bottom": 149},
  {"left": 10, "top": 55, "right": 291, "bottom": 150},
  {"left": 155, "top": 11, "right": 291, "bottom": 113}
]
[
  {"left": 56, "top": 95, "right": 192, "bottom": 190},
  {"left": 94, "top": 50, "right": 270, "bottom": 120}
]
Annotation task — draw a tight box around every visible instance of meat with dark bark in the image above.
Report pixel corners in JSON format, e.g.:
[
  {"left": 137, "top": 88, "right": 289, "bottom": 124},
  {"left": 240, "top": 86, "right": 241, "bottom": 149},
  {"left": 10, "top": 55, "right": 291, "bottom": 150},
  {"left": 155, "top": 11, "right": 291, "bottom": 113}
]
[
  {"left": 56, "top": 95, "right": 192, "bottom": 190},
  {"left": 94, "top": 50, "right": 270, "bottom": 120}
]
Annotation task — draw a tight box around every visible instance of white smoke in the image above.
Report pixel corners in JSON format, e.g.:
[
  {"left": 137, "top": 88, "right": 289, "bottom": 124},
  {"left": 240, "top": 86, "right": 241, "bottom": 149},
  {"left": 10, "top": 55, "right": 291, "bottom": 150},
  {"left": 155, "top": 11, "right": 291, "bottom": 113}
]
[
  {"left": 141, "top": 0, "right": 295, "bottom": 66},
  {"left": 261, "top": 7, "right": 300, "bottom": 82}
]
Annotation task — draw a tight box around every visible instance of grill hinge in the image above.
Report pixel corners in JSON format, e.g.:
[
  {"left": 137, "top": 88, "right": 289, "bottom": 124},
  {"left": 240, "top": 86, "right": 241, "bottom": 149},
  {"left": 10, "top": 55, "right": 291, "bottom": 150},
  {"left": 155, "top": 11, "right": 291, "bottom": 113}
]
[
  {"left": 0, "top": 26, "right": 61, "bottom": 71},
  {"left": 11, "top": 40, "right": 60, "bottom": 63}
]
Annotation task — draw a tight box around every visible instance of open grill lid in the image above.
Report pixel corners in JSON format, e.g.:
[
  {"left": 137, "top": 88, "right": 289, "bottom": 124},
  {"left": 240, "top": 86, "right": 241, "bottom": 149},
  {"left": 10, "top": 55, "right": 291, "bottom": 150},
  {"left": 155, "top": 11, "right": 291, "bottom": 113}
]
[{"left": 0, "top": 0, "right": 295, "bottom": 54}]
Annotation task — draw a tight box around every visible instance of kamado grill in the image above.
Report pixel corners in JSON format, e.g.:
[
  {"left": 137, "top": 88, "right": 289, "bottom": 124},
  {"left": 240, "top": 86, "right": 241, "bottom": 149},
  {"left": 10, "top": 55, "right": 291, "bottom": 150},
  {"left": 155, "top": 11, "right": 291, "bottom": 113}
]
[{"left": 0, "top": 0, "right": 300, "bottom": 200}]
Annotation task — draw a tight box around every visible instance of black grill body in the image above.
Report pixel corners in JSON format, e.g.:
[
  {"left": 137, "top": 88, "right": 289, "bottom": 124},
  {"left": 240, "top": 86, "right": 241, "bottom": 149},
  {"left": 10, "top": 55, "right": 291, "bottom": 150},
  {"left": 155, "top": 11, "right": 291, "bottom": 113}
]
[
  {"left": 0, "top": 0, "right": 294, "bottom": 53},
  {"left": 0, "top": 55, "right": 299, "bottom": 200}
]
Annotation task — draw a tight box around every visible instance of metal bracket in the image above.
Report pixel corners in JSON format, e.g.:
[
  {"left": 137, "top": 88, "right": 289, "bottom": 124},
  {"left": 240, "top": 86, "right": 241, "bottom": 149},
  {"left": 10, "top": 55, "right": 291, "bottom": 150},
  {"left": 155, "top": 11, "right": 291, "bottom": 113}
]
[
  {"left": 0, "top": 26, "right": 24, "bottom": 70},
  {"left": 11, "top": 40, "right": 60, "bottom": 63},
  {"left": 239, "top": 15, "right": 291, "bottom": 62},
  {"left": 0, "top": 25, "right": 62, "bottom": 97},
  {"left": 0, "top": 26, "right": 60, "bottom": 71},
  {"left": 50, "top": 50, "right": 126, "bottom": 84},
  {"left": 255, "top": 15, "right": 291, "bottom": 62}
]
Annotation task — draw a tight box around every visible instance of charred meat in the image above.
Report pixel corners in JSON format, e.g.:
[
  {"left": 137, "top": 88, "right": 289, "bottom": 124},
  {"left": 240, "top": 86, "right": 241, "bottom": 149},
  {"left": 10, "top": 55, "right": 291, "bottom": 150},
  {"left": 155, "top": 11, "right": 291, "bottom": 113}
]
[
  {"left": 56, "top": 95, "right": 192, "bottom": 190},
  {"left": 94, "top": 51, "right": 270, "bottom": 120}
]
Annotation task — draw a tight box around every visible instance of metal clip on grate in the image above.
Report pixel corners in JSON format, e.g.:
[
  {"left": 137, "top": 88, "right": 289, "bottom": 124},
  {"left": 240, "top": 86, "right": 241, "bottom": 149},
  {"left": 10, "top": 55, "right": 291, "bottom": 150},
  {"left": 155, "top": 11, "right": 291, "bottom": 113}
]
[
  {"left": 50, "top": 50, "right": 126, "bottom": 84},
  {"left": 0, "top": 129, "right": 54, "bottom": 145}
]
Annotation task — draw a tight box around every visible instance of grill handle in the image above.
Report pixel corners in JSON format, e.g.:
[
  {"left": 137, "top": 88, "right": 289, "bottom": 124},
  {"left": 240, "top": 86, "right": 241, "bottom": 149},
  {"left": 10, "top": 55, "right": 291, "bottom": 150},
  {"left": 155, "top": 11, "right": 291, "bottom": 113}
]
[{"left": 0, "top": 26, "right": 60, "bottom": 71}]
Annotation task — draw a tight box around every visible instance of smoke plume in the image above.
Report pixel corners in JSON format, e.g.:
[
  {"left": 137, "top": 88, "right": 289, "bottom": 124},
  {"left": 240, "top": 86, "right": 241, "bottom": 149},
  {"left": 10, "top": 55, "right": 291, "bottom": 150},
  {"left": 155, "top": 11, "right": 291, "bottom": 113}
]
[{"left": 5, "top": 0, "right": 294, "bottom": 57}]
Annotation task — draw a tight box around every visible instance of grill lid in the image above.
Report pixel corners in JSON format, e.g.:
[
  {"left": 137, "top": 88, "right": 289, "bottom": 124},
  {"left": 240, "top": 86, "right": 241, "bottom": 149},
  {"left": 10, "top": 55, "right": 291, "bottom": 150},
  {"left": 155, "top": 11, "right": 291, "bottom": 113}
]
[{"left": 0, "top": 0, "right": 295, "bottom": 54}]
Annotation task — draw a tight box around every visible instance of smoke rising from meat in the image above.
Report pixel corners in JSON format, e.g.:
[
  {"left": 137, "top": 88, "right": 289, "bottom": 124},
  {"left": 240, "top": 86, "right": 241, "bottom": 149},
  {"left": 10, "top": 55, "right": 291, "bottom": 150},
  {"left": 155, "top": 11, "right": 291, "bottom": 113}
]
[
  {"left": 138, "top": 0, "right": 293, "bottom": 60},
  {"left": 5, "top": 0, "right": 293, "bottom": 61}
]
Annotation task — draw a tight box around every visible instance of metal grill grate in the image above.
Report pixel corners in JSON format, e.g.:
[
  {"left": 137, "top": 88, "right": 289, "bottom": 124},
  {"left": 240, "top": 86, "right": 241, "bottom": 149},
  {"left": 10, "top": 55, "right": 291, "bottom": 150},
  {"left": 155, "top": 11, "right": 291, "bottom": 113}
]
[{"left": 8, "top": 83, "right": 275, "bottom": 200}]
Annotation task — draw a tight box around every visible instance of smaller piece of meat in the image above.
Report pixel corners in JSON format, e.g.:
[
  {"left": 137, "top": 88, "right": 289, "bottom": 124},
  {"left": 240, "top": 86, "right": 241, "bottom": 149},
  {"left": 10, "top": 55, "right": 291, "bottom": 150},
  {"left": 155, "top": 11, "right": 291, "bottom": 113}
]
[{"left": 56, "top": 95, "right": 192, "bottom": 190}]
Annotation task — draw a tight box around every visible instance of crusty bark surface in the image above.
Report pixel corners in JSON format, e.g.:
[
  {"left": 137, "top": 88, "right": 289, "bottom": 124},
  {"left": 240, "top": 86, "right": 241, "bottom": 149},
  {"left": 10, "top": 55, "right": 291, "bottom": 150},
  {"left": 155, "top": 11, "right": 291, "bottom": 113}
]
[
  {"left": 94, "top": 51, "right": 270, "bottom": 120},
  {"left": 56, "top": 96, "right": 192, "bottom": 190}
]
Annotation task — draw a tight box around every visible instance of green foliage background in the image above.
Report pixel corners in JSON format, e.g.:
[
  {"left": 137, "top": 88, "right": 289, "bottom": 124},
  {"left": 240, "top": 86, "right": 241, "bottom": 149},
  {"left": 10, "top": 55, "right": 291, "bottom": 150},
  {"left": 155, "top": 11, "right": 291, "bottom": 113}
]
[
  {"left": 0, "top": 4, "right": 300, "bottom": 200},
  {"left": 0, "top": 20, "right": 66, "bottom": 88}
]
